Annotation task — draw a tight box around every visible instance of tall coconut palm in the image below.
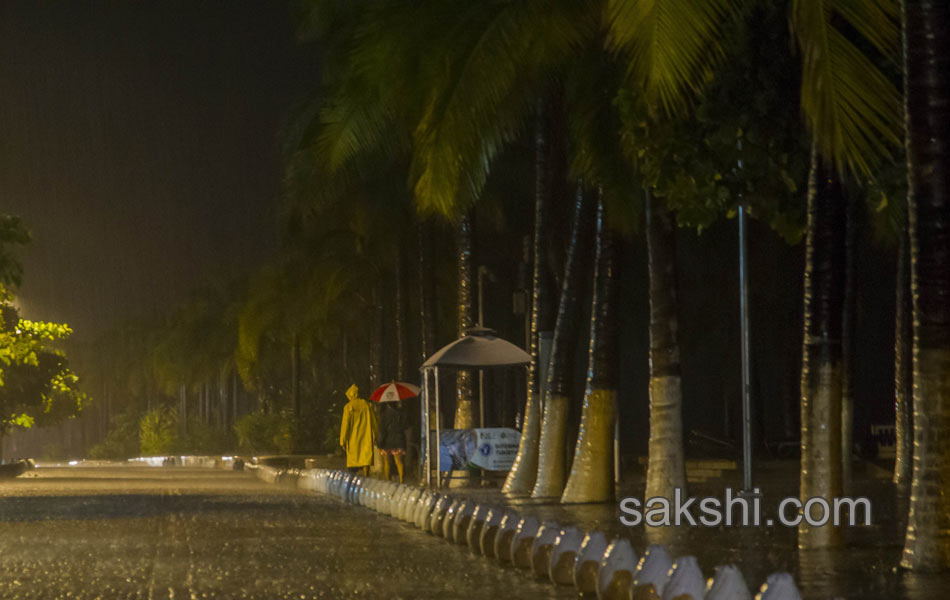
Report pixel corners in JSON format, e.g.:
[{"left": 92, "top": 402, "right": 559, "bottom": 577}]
[
  {"left": 562, "top": 194, "right": 621, "bottom": 503},
  {"left": 532, "top": 182, "right": 597, "bottom": 498},
  {"left": 454, "top": 212, "right": 476, "bottom": 429},
  {"left": 798, "top": 150, "right": 847, "bottom": 549},
  {"left": 900, "top": 0, "right": 950, "bottom": 572},
  {"left": 789, "top": 0, "right": 901, "bottom": 548},
  {"left": 503, "top": 105, "right": 561, "bottom": 495},
  {"left": 643, "top": 191, "right": 688, "bottom": 500}
]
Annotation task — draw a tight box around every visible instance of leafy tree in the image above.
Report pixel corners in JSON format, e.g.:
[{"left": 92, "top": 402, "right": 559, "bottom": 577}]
[
  {"left": 139, "top": 405, "right": 178, "bottom": 456},
  {"left": 0, "top": 214, "right": 85, "bottom": 458},
  {"left": 87, "top": 410, "right": 140, "bottom": 460}
]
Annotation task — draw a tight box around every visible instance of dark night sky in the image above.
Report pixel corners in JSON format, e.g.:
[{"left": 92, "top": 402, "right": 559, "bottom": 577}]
[{"left": 1, "top": 1, "right": 316, "bottom": 339}]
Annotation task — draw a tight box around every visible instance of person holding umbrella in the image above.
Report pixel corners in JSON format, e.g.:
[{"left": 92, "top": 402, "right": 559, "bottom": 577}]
[{"left": 370, "top": 382, "right": 420, "bottom": 483}]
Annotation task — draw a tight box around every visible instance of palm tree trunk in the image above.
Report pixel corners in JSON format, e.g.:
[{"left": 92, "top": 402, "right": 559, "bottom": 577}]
[
  {"left": 644, "top": 191, "right": 687, "bottom": 500},
  {"left": 894, "top": 224, "right": 913, "bottom": 488},
  {"left": 369, "top": 285, "right": 383, "bottom": 389},
  {"left": 291, "top": 332, "right": 300, "bottom": 450},
  {"left": 395, "top": 244, "right": 406, "bottom": 381},
  {"left": 454, "top": 211, "right": 476, "bottom": 429},
  {"left": 900, "top": 0, "right": 950, "bottom": 571},
  {"left": 841, "top": 194, "right": 857, "bottom": 493},
  {"left": 799, "top": 150, "right": 846, "bottom": 549},
  {"left": 418, "top": 222, "right": 436, "bottom": 362},
  {"left": 231, "top": 372, "right": 238, "bottom": 428},
  {"left": 532, "top": 181, "right": 596, "bottom": 498},
  {"left": 562, "top": 193, "right": 620, "bottom": 503},
  {"left": 503, "top": 103, "right": 559, "bottom": 495}
]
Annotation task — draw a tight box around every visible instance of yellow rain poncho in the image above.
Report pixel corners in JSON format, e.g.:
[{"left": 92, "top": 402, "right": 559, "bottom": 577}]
[{"left": 339, "top": 384, "right": 377, "bottom": 468}]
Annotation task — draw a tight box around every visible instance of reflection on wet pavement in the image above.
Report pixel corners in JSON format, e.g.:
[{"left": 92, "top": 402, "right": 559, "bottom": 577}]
[{"left": 0, "top": 466, "right": 574, "bottom": 599}]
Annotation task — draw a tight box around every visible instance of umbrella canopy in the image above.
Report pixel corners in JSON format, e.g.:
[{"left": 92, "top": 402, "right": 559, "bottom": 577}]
[
  {"left": 370, "top": 381, "right": 421, "bottom": 402},
  {"left": 421, "top": 327, "right": 530, "bottom": 369}
]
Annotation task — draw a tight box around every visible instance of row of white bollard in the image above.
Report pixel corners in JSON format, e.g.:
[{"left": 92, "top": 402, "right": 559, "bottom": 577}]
[{"left": 284, "top": 468, "right": 804, "bottom": 600}]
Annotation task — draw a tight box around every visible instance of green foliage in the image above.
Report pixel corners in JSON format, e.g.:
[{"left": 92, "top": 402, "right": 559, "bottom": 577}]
[
  {"left": 41, "top": 442, "right": 65, "bottom": 461},
  {"left": 234, "top": 410, "right": 293, "bottom": 455},
  {"left": 176, "top": 418, "right": 234, "bottom": 455},
  {"left": 614, "top": 2, "right": 810, "bottom": 242},
  {"left": 606, "top": 0, "right": 742, "bottom": 116},
  {"left": 139, "top": 405, "right": 179, "bottom": 456},
  {"left": 87, "top": 411, "right": 141, "bottom": 460},
  {"left": 0, "top": 290, "right": 85, "bottom": 437},
  {"left": 0, "top": 214, "right": 31, "bottom": 290},
  {"left": 790, "top": 0, "right": 902, "bottom": 178}
]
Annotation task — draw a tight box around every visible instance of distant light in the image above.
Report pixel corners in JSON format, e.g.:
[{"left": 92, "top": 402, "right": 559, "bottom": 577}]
[{"left": 68, "top": 460, "right": 79, "bottom": 465}]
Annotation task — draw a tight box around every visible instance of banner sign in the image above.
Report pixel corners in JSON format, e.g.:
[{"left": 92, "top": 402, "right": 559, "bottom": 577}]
[
  {"left": 431, "top": 428, "right": 521, "bottom": 471},
  {"left": 470, "top": 428, "right": 521, "bottom": 470}
]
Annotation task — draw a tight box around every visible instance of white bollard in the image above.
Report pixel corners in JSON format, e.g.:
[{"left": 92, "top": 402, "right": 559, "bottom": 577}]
[
  {"left": 530, "top": 521, "right": 561, "bottom": 578},
  {"left": 754, "top": 573, "right": 802, "bottom": 600},
  {"left": 511, "top": 515, "right": 541, "bottom": 569},
  {"left": 575, "top": 530, "right": 609, "bottom": 594},
  {"left": 597, "top": 537, "right": 637, "bottom": 600},
  {"left": 705, "top": 564, "right": 753, "bottom": 600},
  {"left": 631, "top": 544, "right": 673, "bottom": 599},
  {"left": 493, "top": 509, "right": 522, "bottom": 563},
  {"left": 549, "top": 526, "right": 583, "bottom": 586},
  {"left": 479, "top": 507, "right": 505, "bottom": 558},
  {"left": 429, "top": 496, "right": 452, "bottom": 535},
  {"left": 662, "top": 556, "right": 704, "bottom": 600},
  {"left": 452, "top": 501, "right": 476, "bottom": 544},
  {"left": 466, "top": 505, "right": 489, "bottom": 552},
  {"left": 442, "top": 498, "right": 464, "bottom": 539},
  {"left": 400, "top": 488, "right": 421, "bottom": 521},
  {"left": 414, "top": 491, "right": 436, "bottom": 528}
]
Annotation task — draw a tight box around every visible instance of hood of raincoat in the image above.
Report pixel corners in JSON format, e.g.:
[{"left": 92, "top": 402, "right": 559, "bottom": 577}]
[{"left": 346, "top": 384, "right": 359, "bottom": 401}]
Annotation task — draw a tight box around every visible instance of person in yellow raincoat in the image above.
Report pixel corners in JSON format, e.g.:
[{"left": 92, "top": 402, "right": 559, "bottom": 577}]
[{"left": 339, "top": 384, "right": 377, "bottom": 474}]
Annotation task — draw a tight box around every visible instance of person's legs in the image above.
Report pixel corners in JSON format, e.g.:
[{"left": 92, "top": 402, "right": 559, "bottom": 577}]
[
  {"left": 381, "top": 451, "right": 391, "bottom": 481},
  {"left": 393, "top": 453, "right": 404, "bottom": 483}
]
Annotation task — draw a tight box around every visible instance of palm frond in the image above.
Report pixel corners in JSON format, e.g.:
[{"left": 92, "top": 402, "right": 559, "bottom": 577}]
[
  {"left": 564, "top": 44, "right": 641, "bottom": 234},
  {"left": 606, "top": 0, "right": 741, "bottom": 115},
  {"left": 791, "top": 0, "right": 902, "bottom": 177},
  {"left": 412, "top": 0, "right": 596, "bottom": 217}
]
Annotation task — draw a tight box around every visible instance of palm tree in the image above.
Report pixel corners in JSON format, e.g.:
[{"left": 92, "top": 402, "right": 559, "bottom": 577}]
[
  {"left": 503, "top": 102, "right": 562, "bottom": 496},
  {"left": 454, "top": 212, "right": 476, "bottom": 430},
  {"left": 532, "top": 182, "right": 597, "bottom": 498},
  {"left": 798, "top": 150, "right": 847, "bottom": 549},
  {"left": 900, "top": 0, "right": 950, "bottom": 572},
  {"left": 642, "top": 191, "right": 688, "bottom": 499},
  {"left": 562, "top": 194, "right": 621, "bottom": 503}
]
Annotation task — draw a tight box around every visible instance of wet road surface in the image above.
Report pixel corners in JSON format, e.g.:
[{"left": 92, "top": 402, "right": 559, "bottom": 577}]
[{"left": 0, "top": 466, "right": 573, "bottom": 599}]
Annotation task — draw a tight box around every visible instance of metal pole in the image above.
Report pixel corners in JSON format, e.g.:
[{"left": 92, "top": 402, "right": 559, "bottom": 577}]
[
  {"left": 479, "top": 371, "right": 485, "bottom": 430},
  {"left": 739, "top": 204, "right": 753, "bottom": 492},
  {"left": 613, "top": 406, "right": 620, "bottom": 488},
  {"left": 477, "top": 266, "right": 488, "bottom": 429},
  {"left": 434, "top": 367, "right": 442, "bottom": 488},
  {"left": 423, "top": 368, "right": 430, "bottom": 487},
  {"left": 478, "top": 267, "right": 486, "bottom": 327},
  {"left": 477, "top": 266, "right": 488, "bottom": 485}
]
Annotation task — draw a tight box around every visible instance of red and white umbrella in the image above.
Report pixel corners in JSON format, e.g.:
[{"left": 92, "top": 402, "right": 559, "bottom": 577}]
[{"left": 369, "top": 381, "right": 421, "bottom": 403}]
